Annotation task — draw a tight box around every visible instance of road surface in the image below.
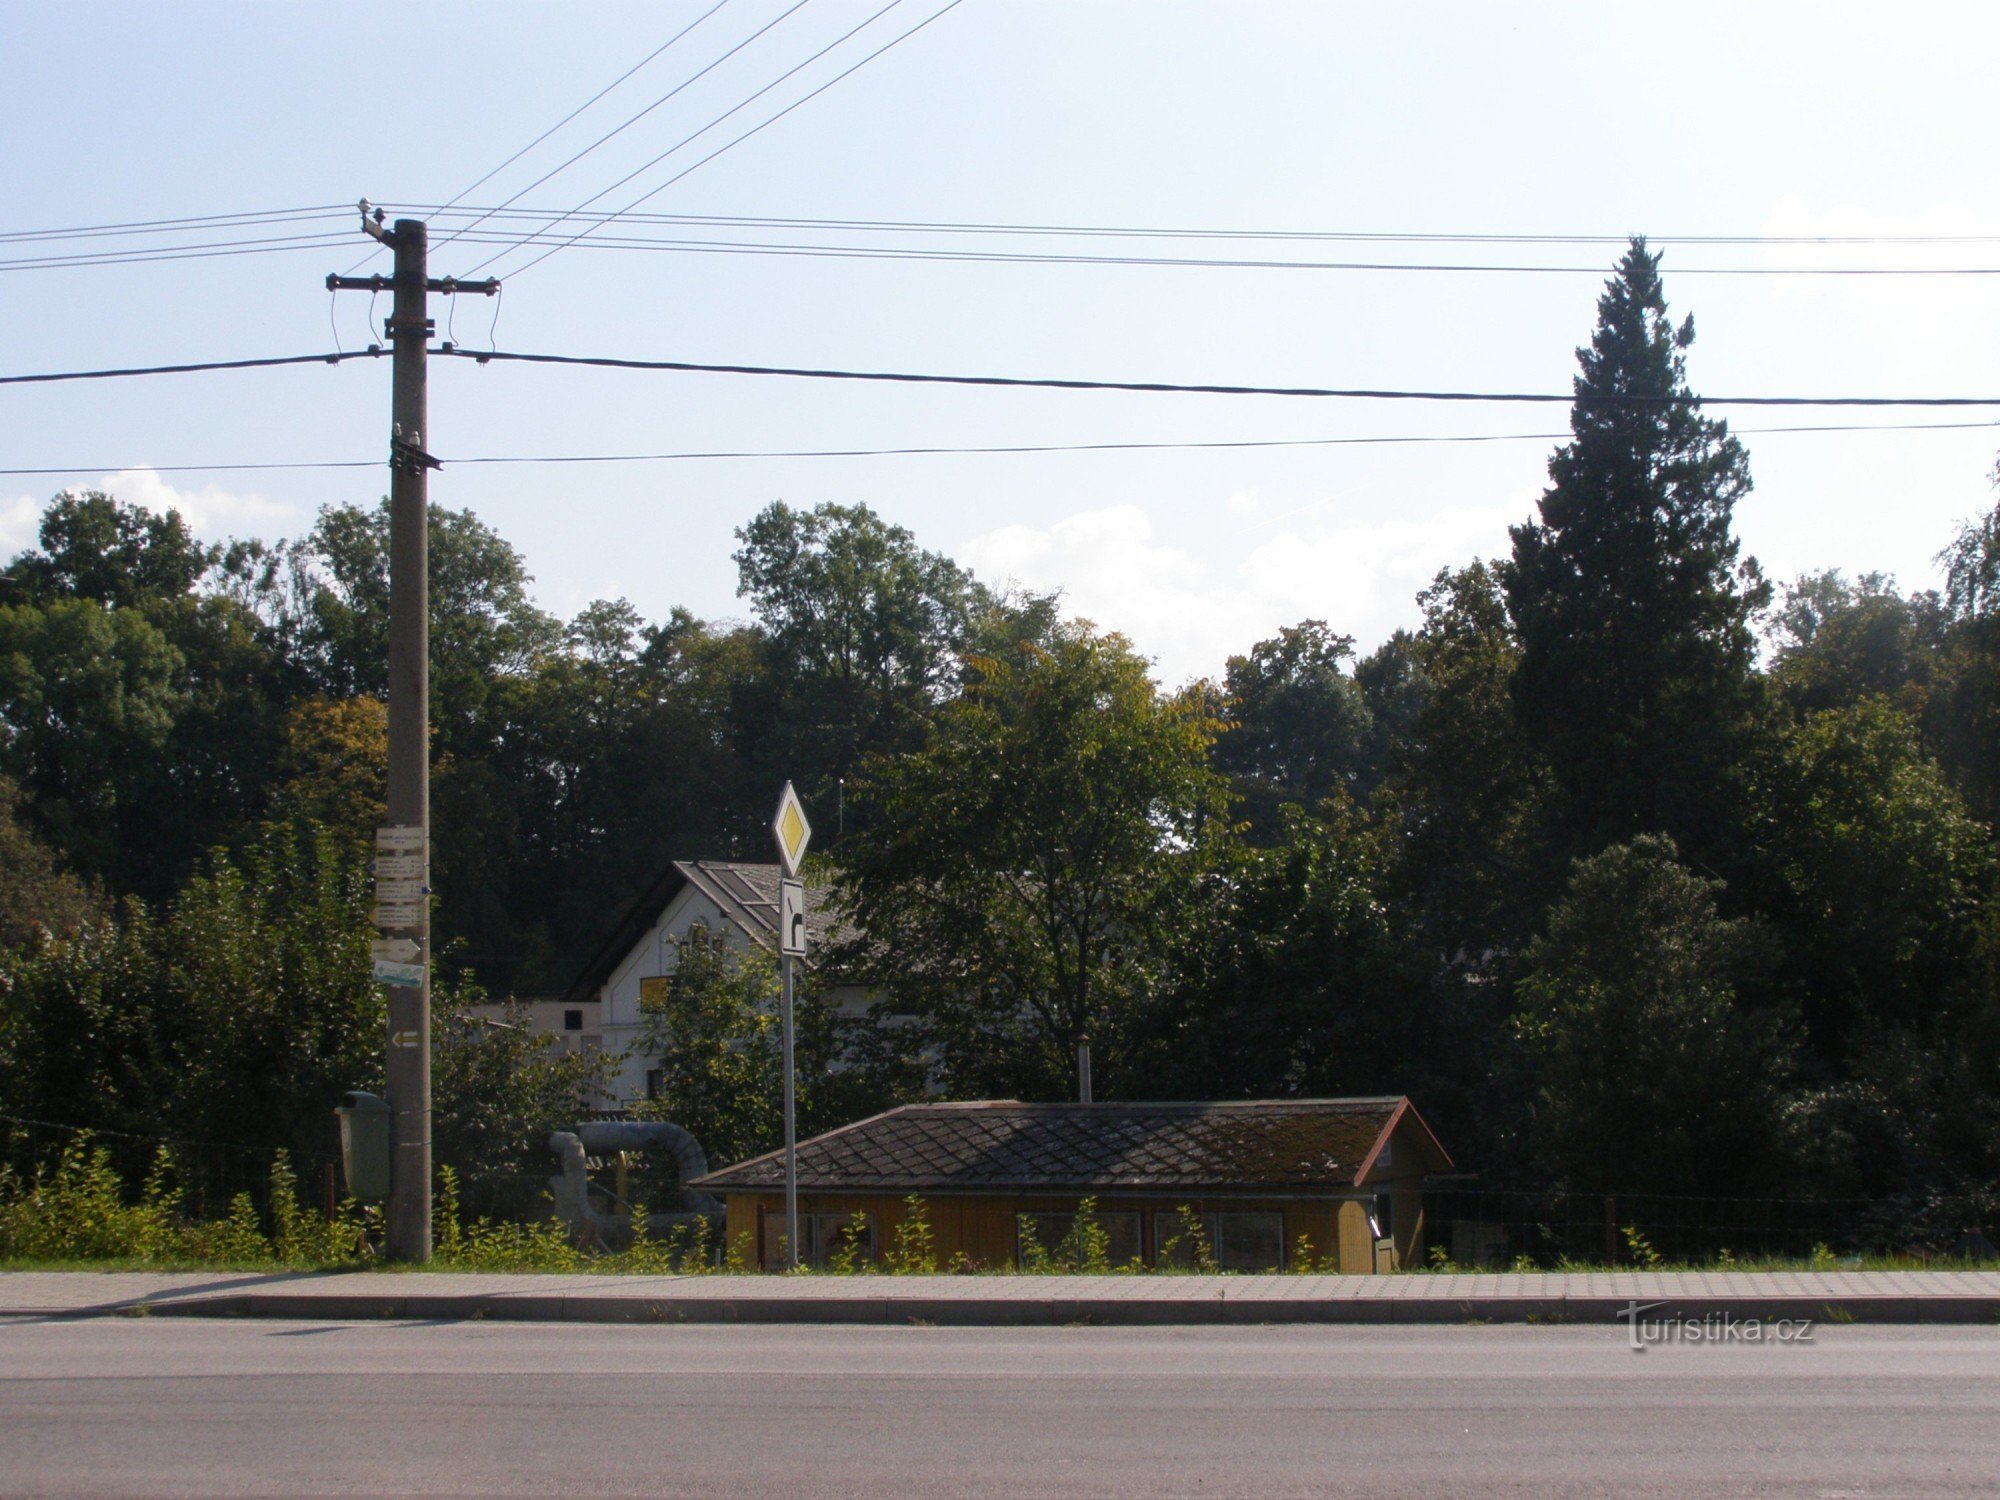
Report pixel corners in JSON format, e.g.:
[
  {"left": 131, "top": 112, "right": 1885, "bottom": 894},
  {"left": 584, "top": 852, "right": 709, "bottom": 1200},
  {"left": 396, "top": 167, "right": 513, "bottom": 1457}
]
[{"left": 2, "top": 1319, "right": 1996, "bottom": 1496}]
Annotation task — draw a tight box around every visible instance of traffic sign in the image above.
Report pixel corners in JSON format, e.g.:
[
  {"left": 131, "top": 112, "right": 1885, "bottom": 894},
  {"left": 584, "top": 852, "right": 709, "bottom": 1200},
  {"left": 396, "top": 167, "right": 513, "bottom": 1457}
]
[
  {"left": 779, "top": 877, "right": 807, "bottom": 958},
  {"left": 771, "top": 782, "right": 812, "bottom": 876},
  {"left": 375, "top": 825, "right": 425, "bottom": 853},
  {"left": 389, "top": 1030, "right": 421, "bottom": 1049},
  {"left": 373, "top": 958, "right": 424, "bottom": 988}
]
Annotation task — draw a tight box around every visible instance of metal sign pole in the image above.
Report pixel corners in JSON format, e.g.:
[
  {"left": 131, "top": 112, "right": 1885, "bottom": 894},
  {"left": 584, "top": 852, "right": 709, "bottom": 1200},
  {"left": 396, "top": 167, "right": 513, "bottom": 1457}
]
[
  {"left": 770, "top": 783, "right": 812, "bottom": 1274},
  {"left": 781, "top": 951, "right": 798, "bottom": 1271}
]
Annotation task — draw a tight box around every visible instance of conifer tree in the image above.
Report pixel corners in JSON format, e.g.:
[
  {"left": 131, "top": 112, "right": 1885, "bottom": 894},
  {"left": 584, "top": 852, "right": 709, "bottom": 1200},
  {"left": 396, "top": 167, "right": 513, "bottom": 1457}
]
[{"left": 1504, "top": 239, "right": 1770, "bottom": 863}]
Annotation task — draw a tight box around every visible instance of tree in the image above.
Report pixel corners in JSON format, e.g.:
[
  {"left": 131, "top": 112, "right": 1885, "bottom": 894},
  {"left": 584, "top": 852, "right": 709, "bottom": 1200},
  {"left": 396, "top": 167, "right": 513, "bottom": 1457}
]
[
  {"left": 1134, "top": 803, "right": 1450, "bottom": 1111},
  {"left": 1927, "top": 490, "right": 2000, "bottom": 824},
  {"left": 1767, "top": 570, "right": 1930, "bottom": 717},
  {"left": 1745, "top": 698, "right": 1991, "bottom": 1055},
  {"left": 1503, "top": 239, "right": 1770, "bottom": 865},
  {"left": 837, "top": 623, "right": 1233, "bottom": 1099},
  {"left": 0, "top": 598, "right": 183, "bottom": 876},
  {"left": 1213, "top": 620, "right": 1375, "bottom": 838},
  {"left": 432, "top": 996, "right": 617, "bottom": 1218},
  {"left": 1375, "top": 562, "right": 1556, "bottom": 962},
  {"left": 1513, "top": 835, "right": 1790, "bottom": 1195},
  {"left": 0, "top": 777, "right": 99, "bottom": 952},
  {"left": 0, "top": 490, "right": 213, "bottom": 609},
  {"left": 631, "top": 931, "right": 882, "bottom": 1168},
  {"left": 292, "top": 499, "right": 560, "bottom": 741},
  {"left": 733, "top": 502, "right": 985, "bottom": 804},
  {"left": 0, "top": 825, "right": 382, "bottom": 1194}
]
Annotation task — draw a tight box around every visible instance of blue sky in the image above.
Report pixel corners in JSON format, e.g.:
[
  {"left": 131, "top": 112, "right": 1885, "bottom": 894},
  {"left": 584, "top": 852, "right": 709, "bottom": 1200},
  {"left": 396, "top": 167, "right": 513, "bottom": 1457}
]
[{"left": 6, "top": 1, "right": 1997, "bottom": 682}]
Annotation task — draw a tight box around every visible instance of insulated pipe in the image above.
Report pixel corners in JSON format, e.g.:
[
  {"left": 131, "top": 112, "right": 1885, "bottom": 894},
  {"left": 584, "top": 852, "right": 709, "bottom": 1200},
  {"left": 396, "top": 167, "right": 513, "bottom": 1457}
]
[{"left": 574, "top": 1120, "right": 723, "bottom": 1216}]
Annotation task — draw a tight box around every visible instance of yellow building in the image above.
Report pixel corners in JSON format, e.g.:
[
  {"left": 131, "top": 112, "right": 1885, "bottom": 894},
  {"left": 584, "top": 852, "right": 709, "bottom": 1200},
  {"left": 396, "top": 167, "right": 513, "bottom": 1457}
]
[{"left": 689, "top": 1097, "right": 1451, "bottom": 1274}]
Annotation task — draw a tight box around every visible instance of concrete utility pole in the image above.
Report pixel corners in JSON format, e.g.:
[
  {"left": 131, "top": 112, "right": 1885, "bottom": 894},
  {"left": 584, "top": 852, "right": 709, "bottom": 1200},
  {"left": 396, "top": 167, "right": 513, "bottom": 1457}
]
[{"left": 328, "top": 206, "right": 497, "bottom": 1262}]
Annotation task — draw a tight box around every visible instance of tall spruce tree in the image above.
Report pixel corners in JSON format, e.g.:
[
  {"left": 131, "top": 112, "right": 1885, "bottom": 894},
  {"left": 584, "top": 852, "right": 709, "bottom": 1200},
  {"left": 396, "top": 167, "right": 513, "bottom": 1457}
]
[{"left": 1503, "top": 239, "right": 1769, "bottom": 866}]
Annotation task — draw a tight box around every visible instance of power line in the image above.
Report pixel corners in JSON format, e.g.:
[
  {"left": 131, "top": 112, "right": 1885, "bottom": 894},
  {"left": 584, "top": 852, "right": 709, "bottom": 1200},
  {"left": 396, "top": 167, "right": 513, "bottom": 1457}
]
[
  {"left": 426, "top": 0, "right": 776, "bottom": 258},
  {"left": 444, "top": 346, "right": 2000, "bottom": 407},
  {"left": 429, "top": 1, "right": 743, "bottom": 234},
  {"left": 8, "top": 417, "right": 1994, "bottom": 478},
  {"left": 437, "top": 0, "right": 817, "bottom": 263},
  {"left": 0, "top": 206, "right": 351, "bottom": 245},
  {"left": 0, "top": 231, "right": 360, "bottom": 273},
  {"left": 4, "top": 342, "right": 1995, "bottom": 409},
  {"left": 432, "top": 229, "right": 2000, "bottom": 278},
  {"left": 416, "top": 205, "right": 2000, "bottom": 249},
  {"left": 482, "top": 0, "right": 971, "bottom": 282},
  {"left": 0, "top": 350, "right": 375, "bottom": 386}
]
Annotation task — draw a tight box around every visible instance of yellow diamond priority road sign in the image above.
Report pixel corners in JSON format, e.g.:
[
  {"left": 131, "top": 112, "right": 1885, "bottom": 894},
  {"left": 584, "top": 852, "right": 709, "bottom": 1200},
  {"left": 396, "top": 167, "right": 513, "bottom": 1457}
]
[{"left": 771, "top": 781, "right": 812, "bottom": 877}]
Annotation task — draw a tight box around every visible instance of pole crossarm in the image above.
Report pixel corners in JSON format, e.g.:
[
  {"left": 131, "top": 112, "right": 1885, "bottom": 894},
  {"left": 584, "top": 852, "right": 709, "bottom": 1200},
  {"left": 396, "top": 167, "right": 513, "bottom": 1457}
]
[{"left": 326, "top": 273, "right": 501, "bottom": 295}]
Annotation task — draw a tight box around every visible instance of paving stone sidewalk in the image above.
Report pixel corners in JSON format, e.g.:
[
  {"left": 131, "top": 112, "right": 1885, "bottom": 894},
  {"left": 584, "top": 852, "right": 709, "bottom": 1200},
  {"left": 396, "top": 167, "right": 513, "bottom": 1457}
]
[{"left": 4, "top": 1268, "right": 2000, "bottom": 1326}]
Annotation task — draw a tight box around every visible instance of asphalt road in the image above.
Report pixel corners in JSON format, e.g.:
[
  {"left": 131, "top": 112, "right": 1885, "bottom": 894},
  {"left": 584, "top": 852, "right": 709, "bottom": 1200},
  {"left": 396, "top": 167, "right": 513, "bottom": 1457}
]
[{"left": 1, "top": 1319, "right": 1996, "bottom": 1498}]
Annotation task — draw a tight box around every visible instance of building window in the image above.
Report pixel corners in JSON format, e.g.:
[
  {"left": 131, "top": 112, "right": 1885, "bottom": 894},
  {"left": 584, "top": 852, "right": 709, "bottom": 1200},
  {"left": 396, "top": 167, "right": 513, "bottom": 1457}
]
[
  {"left": 1016, "top": 1210, "right": 1142, "bottom": 1269},
  {"left": 563, "top": 1008, "right": 584, "bottom": 1032},
  {"left": 764, "top": 1210, "right": 875, "bottom": 1270},
  {"left": 1370, "top": 1191, "right": 1394, "bottom": 1244},
  {"left": 1153, "top": 1210, "right": 1286, "bottom": 1272},
  {"left": 644, "top": 1068, "right": 664, "bottom": 1101}
]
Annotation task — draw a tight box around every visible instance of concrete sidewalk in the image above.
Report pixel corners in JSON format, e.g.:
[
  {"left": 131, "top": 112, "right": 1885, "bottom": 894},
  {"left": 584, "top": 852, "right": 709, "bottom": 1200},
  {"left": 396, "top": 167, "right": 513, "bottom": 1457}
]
[{"left": 5, "top": 1268, "right": 2000, "bottom": 1326}]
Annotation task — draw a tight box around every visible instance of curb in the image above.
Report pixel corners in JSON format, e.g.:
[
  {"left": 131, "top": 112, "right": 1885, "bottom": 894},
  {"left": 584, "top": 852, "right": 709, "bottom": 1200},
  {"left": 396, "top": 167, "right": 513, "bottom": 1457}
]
[{"left": 12, "top": 1290, "right": 1998, "bottom": 1327}]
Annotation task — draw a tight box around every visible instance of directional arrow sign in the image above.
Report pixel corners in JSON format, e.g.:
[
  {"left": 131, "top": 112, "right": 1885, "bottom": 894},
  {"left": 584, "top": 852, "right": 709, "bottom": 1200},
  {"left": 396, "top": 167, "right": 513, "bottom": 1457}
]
[
  {"left": 389, "top": 1030, "right": 422, "bottom": 1049},
  {"left": 375, "top": 825, "right": 425, "bottom": 853},
  {"left": 370, "top": 854, "right": 426, "bottom": 881},
  {"left": 375, "top": 902, "right": 426, "bottom": 930},
  {"left": 779, "top": 877, "right": 808, "bottom": 958},
  {"left": 370, "top": 938, "right": 420, "bottom": 963},
  {"left": 771, "top": 781, "right": 812, "bottom": 877}
]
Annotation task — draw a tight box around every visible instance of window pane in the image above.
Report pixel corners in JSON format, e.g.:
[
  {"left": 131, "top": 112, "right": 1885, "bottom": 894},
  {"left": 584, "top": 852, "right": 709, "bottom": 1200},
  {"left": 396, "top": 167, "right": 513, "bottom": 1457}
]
[
  {"left": 1217, "top": 1212, "right": 1285, "bottom": 1272},
  {"left": 1153, "top": 1212, "right": 1221, "bottom": 1269}
]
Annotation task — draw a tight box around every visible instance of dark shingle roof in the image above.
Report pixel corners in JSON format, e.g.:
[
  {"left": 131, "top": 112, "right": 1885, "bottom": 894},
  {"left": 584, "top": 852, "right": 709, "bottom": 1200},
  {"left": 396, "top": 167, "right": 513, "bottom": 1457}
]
[
  {"left": 566, "top": 859, "right": 852, "bottom": 1001},
  {"left": 690, "top": 1098, "right": 1449, "bottom": 1195}
]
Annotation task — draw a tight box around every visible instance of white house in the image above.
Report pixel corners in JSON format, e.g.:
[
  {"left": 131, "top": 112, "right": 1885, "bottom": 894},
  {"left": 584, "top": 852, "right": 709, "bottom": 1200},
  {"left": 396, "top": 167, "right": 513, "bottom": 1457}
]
[{"left": 561, "top": 860, "right": 869, "bottom": 1109}]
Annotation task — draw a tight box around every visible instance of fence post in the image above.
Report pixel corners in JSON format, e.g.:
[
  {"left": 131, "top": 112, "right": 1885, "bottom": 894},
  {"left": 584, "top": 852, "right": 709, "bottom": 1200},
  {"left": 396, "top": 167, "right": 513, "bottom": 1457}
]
[{"left": 1604, "top": 1196, "right": 1617, "bottom": 1265}]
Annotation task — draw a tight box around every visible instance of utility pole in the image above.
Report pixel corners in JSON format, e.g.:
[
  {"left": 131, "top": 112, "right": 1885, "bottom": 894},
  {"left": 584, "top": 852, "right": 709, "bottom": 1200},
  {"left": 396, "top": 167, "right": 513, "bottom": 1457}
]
[{"left": 329, "top": 204, "right": 497, "bottom": 1263}]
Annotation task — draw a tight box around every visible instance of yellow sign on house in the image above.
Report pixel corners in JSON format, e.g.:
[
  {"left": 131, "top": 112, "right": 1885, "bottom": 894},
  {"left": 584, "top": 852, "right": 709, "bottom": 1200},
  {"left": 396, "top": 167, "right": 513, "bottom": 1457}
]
[{"left": 771, "top": 782, "right": 812, "bottom": 876}]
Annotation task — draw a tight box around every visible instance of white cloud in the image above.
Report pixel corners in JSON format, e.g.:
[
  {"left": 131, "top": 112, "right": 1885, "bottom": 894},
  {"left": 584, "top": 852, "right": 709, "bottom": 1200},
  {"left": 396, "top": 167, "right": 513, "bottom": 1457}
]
[
  {"left": 960, "top": 496, "right": 1526, "bottom": 686},
  {"left": 96, "top": 468, "right": 294, "bottom": 538},
  {"left": 0, "top": 494, "right": 41, "bottom": 557}
]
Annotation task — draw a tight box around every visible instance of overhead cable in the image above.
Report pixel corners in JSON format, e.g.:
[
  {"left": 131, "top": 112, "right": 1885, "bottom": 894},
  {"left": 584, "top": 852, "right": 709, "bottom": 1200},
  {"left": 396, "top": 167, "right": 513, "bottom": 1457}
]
[
  {"left": 443, "top": 346, "right": 2000, "bottom": 407},
  {"left": 481, "top": 0, "right": 971, "bottom": 281},
  {"left": 8, "top": 418, "right": 1994, "bottom": 479}
]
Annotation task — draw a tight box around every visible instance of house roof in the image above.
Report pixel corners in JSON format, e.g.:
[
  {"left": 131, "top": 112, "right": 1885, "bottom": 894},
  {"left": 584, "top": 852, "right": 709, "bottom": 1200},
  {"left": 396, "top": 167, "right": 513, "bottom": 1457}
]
[
  {"left": 688, "top": 1097, "right": 1451, "bottom": 1195},
  {"left": 565, "top": 859, "right": 851, "bottom": 1002}
]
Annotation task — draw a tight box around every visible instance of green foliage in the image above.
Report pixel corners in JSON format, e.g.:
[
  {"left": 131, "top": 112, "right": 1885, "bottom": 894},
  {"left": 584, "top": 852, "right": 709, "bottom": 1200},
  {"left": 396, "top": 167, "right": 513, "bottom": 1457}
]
[
  {"left": 1514, "top": 835, "right": 1792, "bottom": 1196},
  {"left": 1620, "top": 1225, "right": 1663, "bottom": 1269},
  {"left": 840, "top": 622, "right": 1233, "bottom": 1099},
  {"left": 1155, "top": 1205, "right": 1218, "bottom": 1274},
  {"left": 1215, "top": 620, "right": 1377, "bottom": 836},
  {"left": 0, "top": 1137, "right": 367, "bottom": 1268},
  {"left": 883, "top": 1195, "right": 937, "bottom": 1274},
  {"left": 0, "top": 776, "right": 99, "bottom": 951},
  {"left": 633, "top": 931, "right": 890, "bottom": 1169},
  {"left": 0, "top": 822, "right": 381, "bottom": 1182},
  {"left": 432, "top": 995, "right": 618, "bottom": 1218},
  {"left": 733, "top": 501, "right": 986, "bottom": 807}
]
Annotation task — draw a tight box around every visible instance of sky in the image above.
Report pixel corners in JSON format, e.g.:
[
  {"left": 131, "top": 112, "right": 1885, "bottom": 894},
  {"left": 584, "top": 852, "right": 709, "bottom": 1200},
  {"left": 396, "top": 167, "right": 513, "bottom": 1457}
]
[{"left": 5, "top": 1, "right": 1998, "bottom": 685}]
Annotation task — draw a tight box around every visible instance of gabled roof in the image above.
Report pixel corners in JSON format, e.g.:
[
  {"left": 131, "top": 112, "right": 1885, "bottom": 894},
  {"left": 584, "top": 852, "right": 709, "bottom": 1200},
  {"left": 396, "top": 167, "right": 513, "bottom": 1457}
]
[
  {"left": 689, "top": 1097, "right": 1451, "bottom": 1195},
  {"left": 565, "top": 859, "right": 851, "bottom": 1002}
]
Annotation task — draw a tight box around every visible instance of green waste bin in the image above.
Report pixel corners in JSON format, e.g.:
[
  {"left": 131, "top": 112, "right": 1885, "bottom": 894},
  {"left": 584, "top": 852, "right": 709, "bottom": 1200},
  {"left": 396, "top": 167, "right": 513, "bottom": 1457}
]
[{"left": 336, "top": 1090, "right": 391, "bottom": 1204}]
